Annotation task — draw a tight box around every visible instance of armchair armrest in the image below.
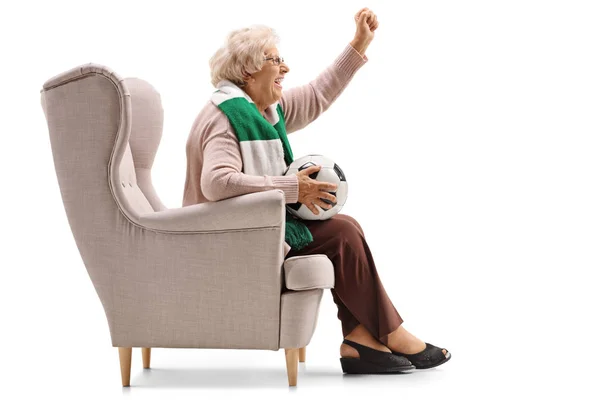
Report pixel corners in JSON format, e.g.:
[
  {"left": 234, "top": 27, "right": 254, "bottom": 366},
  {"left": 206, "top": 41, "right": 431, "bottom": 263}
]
[
  {"left": 138, "top": 190, "right": 285, "bottom": 233},
  {"left": 110, "top": 189, "right": 288, "bottom": 350},
  {"left": 284, "top": 255, "right": 335, "bottom": 291}
]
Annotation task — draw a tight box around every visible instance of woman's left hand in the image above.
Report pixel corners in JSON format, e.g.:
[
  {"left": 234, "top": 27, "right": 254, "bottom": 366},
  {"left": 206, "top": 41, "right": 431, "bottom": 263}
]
[{"left": 351, "top": 8, "right": 378, "bottom": 56}]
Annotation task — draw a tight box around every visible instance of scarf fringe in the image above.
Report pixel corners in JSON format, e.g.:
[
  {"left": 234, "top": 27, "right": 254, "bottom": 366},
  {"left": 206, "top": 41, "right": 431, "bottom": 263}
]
[{"left": 285, "top": 212, "right": 313, "bottom": 251}]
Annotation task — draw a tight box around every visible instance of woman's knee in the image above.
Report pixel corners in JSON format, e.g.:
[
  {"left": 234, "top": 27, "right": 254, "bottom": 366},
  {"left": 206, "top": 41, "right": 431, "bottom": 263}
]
[
  {"left": 335, "top": 214, "right": 365, "bottom": 237},
  {"left": 329, "top": 215, "right": 364, "bottom": 245}
]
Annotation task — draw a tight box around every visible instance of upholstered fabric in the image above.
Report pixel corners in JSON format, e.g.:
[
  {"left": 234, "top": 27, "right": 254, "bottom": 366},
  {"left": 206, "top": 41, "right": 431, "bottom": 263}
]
[
  {"left": 279, "top": 289, "right": 324, "bottom": 349},
  {"left": 126, "top": 77, "right": 167, "bottom": 212},
  {"left": 284, "top": 255, "right": 335, "bottom": 291},
  {"left": 40, "top": 63, "right": 333, "bottom": 351}
]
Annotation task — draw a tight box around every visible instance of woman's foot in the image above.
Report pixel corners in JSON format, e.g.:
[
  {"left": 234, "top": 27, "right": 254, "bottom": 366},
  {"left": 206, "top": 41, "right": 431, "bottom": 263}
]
[
  {"left": 391, "top": 343, "right": 451, "bottom": 369},
  {"left": 340, "top": 324, "right": 392, "bottom": 358},
  {"left": 386, "top": 325, "right": 448, "bottom": 357},
  {"left": 339, "top": 324, "right": 415, "bottom": 374}
]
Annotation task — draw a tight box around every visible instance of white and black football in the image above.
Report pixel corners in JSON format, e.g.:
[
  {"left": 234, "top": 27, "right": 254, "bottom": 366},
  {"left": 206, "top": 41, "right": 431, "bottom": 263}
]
[{"left": 284, "top": 154, "right": 348, "bottom": 220}]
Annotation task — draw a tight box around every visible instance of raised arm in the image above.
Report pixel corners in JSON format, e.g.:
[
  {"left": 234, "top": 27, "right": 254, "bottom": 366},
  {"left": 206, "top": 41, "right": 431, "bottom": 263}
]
[
  {"left": 279, "top": 44, "right": 367, "bottom": 134},
  {"left": 279, "top": 8, "right": 379, "bottom": 133}
]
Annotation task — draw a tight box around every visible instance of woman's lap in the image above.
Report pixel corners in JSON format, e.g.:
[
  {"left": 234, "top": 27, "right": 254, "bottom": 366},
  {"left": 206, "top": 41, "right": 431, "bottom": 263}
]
[{"left": 285, "top": 213, "right": 364, "bottom": 258}]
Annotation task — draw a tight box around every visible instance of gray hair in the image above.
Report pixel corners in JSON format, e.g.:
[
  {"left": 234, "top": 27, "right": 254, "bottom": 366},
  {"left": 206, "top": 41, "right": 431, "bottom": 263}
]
[{"left": 209, "top": 25, "right": 280, "bottom": 88}]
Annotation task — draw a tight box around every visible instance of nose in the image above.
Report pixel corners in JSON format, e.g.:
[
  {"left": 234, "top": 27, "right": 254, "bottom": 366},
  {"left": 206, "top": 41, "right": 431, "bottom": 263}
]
[{"left": 280, "top": 62, "right": 290, "bottom": 74}]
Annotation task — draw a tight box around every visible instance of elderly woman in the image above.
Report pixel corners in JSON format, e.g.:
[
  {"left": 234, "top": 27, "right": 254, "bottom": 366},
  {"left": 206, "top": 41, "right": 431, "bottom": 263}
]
[{"left": 182, "top": 8, "right": 450, "bottom": 374}]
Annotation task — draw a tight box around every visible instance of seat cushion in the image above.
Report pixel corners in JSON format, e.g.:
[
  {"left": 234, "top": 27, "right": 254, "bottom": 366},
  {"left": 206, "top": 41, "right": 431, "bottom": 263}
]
[{"left": 283, "top": 255, "right": 335, "bottom": 291}]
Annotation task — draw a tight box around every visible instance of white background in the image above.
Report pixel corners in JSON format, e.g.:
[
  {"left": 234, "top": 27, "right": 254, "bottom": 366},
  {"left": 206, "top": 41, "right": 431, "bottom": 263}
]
[{"left": 2, "top": 0, "right": 599, "bottom": 398}]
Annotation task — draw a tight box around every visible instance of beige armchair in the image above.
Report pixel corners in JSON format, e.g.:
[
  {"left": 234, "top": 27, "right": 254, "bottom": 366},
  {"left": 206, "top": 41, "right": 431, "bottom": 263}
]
[{"left": 40, "top": 63, "right": 335, "bottom": 387}]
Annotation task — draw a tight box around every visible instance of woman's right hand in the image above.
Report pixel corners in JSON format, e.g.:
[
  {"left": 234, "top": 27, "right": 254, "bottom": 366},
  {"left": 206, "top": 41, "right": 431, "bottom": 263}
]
[{"left": 296, "top": 165, "right": 338, "bottom": 215}]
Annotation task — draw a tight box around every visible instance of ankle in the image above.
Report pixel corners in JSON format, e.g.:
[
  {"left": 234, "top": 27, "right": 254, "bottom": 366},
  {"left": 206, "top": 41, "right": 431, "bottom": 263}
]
[
  {"left": 343, "top": 325, "right": 390, "bottom": 353},
  {"left": 344, "top": 324, "right": 371, "bottom": 340},
  {"left": 386, "top": 326, "right": 426, "bottom": 354}
]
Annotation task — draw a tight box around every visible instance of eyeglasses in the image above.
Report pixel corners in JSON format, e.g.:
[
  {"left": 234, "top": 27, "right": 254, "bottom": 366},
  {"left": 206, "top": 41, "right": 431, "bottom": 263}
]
[{"left": 264, "top": 56, "right": 285, "bottom": 66}]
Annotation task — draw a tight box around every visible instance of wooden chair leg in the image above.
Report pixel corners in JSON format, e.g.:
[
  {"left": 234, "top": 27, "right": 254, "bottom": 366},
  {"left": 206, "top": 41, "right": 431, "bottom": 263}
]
[
  {"left": 299, "top": 346, "right": 306, "bottom": 363},
  {"left": 284, "top": 348, "right": 299, "bottom": 386},
  {"left": 142, "top": 348, "right": 151, "bottom": 369},
  {"left": 118, "top": 347, "right": 132, "bottom": 387}
]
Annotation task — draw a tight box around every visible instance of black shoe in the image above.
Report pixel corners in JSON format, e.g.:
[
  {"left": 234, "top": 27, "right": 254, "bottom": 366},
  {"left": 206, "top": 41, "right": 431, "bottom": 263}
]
[
  {"left": 340, "top": 339, "right": 415, "bottom": 374},
  {"left": 391, "top": 343, "right": 451, "bottom": 369}
]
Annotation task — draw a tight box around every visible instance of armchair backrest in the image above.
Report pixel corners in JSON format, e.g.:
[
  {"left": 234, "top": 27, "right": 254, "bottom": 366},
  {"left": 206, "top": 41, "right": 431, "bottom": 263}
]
[{"left": 41, "top": 64, "right": 166, "bottom": 230}]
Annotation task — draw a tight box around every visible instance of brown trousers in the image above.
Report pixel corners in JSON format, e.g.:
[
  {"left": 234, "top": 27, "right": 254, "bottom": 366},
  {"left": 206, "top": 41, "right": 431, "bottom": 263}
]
[{"left": 285, "top": 214, "right": 403, "bottom": 346}]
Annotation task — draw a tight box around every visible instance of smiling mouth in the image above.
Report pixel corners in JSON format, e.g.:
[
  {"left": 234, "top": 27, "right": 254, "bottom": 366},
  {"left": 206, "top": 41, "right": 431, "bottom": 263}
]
[{"left": 274, "top": 77, "right": 284, "bottom": 89}]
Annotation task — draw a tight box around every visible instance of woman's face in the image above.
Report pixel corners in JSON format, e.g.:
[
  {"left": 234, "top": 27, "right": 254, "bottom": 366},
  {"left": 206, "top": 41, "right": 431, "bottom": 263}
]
[{"left": 244, "top": 47, "right": 290, "bottom": 110}]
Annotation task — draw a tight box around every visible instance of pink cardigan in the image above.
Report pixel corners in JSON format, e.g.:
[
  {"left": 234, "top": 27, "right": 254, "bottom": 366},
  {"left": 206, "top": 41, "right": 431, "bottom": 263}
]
[{"left": 182, "top": 44, "right": 367, "bottom": 209}]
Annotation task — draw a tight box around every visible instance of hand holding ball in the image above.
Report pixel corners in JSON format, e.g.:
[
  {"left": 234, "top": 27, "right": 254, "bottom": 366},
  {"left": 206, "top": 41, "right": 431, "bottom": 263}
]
[{"left": 284, "top": 155, "right": 348, "bottom": 220}]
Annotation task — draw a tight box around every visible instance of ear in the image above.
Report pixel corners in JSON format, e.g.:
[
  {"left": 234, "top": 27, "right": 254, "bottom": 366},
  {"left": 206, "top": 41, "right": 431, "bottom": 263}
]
[{"left": 242, "top": 70, "right": 253, "bottom": 85}]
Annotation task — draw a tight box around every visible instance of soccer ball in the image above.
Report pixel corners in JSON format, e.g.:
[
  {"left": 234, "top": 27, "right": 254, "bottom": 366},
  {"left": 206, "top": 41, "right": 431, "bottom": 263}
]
[{"left": 284, "top": 154, "right": 348, "bottom": 220}]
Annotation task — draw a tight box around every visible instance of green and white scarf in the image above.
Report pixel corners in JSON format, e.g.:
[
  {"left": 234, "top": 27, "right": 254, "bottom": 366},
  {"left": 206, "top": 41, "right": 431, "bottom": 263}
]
[{"left": 211, "top": 80, "right": 313, "bottom": 251}]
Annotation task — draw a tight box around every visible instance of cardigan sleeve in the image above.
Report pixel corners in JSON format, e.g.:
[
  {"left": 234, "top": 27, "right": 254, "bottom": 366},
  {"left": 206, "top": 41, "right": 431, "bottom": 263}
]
[
  {"left": 279, "top": 43, "right": 367, "bottom": 134},
  {"left": 200, "top": 128, "right": 299, "bottom": 203}
]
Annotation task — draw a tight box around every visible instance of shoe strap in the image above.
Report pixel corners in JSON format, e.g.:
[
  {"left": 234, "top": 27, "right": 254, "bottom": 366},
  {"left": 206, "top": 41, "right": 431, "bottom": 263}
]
[{"left": 342, "top": 339, "right": 408, "bottom": 366}]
